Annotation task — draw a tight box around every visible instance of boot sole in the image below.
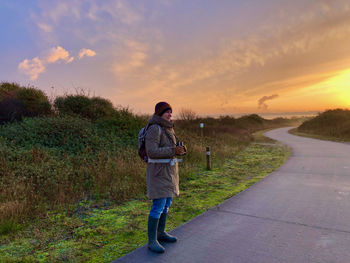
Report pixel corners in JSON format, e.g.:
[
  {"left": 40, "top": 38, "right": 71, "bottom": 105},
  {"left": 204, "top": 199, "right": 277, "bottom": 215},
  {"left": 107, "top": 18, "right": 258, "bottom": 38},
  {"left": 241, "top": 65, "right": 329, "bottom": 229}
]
[
  {"left": 158, "top": 237, "right": 177, "bottom": 243},
  {"left": 148, "top": 246, "right": 165, "bottom": 253}
]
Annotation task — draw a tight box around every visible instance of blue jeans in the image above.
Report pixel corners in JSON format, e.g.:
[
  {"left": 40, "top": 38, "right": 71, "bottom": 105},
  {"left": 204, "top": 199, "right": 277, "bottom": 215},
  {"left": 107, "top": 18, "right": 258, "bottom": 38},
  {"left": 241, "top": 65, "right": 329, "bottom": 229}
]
[{"left": 149, "top": 197, "right": 173, "bottom": 219}]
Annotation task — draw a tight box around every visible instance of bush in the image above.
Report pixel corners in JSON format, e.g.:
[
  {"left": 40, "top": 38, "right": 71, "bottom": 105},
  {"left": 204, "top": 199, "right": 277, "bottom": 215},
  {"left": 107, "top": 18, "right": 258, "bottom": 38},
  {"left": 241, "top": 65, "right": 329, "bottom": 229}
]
[
  {"left": 95, "top": 109, "right": 147, "bottom": 148},
  {"left": 178, "top": 108, "right": 197, "bottom": 121},
  {"left": 54, "top": 95, "right": 91, "bottom": 116},
  {"left": 298, "top": 109, "right": 350, "bottom": 139},
  {"left": 0, "top": 113, "right": 146, "bottom": 155},
  {"left": 90, "top": 97, "right": 115, "bottom": 119},
  {"left": 97, "top": 107, "right": 145, "bottom": 131},
  {"left": 54, "top": 95, "right": 115, "bottom": 120},
  {"left": 0, "top": 98, "right": 25, "bottom": 124},
  {"left": 234, "top": 114, "right": 266, "bottom": 131},
  {"left": 0, "top": 116, "right": 109, "bottom": 154},
  {"left": 0, "top": 82, "right": 21, "bottom": 101},
  {"left": 219, "top": 115, "right": 236, "bottom": 125},
  {"left": 0, "top": 82, "right": 51, "bottom": 123},
  {"left": 15, "top": 87, "right": 52, "bottom": 117}
]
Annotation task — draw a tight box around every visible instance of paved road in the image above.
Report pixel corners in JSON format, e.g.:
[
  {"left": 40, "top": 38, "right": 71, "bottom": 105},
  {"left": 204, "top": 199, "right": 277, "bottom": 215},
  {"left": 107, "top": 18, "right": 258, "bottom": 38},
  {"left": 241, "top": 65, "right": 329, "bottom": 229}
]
[{"left": 114, "top": 127, "right": 350, "bottom": 263}]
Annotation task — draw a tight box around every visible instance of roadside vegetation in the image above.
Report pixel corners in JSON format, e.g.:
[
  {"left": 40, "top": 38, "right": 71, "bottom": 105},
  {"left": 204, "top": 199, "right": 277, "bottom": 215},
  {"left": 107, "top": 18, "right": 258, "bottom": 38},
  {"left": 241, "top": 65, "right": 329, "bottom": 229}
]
[
  {"left": 291, "top": 109, "right": 350, "bottom": 142},
  {"left": 0, "top": 82, "right": 299, "bottom": 262}
]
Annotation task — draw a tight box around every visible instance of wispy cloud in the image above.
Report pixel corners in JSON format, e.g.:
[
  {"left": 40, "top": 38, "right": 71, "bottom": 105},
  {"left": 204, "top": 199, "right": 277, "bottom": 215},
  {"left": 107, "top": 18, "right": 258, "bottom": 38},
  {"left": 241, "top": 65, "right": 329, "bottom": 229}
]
[
  {"left": 37, "top": 22, "right": 53, "bottom": 33},
  {"left": 36, "top": 1, "right": 81, "bottom": 24},
  {"left": 78, "top": 48, "right": 96, "bottom": 59},
  {"left": 113, "top": 40, "right": 148, "bottom": 75},
  {"left": 86, "top": 0, "right": 142, "bottom": 25},
  {"left": 34, "top": 0, "right": 142, "bottom": 36}
]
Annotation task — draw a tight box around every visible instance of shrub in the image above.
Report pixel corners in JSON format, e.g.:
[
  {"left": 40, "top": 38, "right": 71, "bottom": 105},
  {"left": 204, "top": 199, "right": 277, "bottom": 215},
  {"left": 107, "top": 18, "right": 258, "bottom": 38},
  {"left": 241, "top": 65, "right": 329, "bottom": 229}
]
[
  {"left": 0, "top": 113, "right": 146, "bottom": 155},
  {"left": 235, "top": 114, "right": 266, "bottom": 130},
  {"left": 219, "top": 115, "right": 236, "bottom": 125},
  {"left": 90, "top": 97, "right": 115, "bottom": 119},
  {"left": 15, "top": 87, "right": 52, "bottom": 117},
  {"left": 298, "top": 109, "right": 350, "bottom": 139},
  {"left": 0, "top": 82, "right": 51, "bottom": 123},
  {"left": 0, "top": 116, "right": 103, "bottom": 154},
  {"left": 178, "top": 108, "right": 197, "bottom": 121},
  {"left": 54, "top": 95, "right": 115, "bottom": 120},
  {"left": 96, "top": 108, "right": 147, "bottom": 147},
  {"left": 54, "top": 95, "right": 91, "bottom": 116},
  {"left": 0, "top": 82, "right": 21, "bottom": 101},
  {"left": 0, "top": 98, "right": 25, "bottom": 124}
]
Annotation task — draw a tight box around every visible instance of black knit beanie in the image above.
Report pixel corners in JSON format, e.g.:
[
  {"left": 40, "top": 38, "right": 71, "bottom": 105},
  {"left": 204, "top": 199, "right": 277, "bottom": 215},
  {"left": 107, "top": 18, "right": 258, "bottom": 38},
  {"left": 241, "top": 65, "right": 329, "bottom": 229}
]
[{"left": 155, "top": 101, "right": 172, "bottom": 116}]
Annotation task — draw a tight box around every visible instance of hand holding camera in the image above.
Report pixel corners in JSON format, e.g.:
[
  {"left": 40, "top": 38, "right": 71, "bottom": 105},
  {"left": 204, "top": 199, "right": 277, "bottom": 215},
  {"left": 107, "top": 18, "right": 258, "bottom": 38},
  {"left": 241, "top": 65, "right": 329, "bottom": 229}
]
[{"left": 175, "top": 141, "right": 187, "bottom": 156}]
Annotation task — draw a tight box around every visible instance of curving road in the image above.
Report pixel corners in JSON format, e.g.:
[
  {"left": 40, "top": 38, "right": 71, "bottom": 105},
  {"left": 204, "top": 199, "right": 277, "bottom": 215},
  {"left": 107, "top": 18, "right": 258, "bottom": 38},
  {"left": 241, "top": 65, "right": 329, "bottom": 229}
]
[{"left": 114, "top": 127, "right": 350, "bottom": 263}]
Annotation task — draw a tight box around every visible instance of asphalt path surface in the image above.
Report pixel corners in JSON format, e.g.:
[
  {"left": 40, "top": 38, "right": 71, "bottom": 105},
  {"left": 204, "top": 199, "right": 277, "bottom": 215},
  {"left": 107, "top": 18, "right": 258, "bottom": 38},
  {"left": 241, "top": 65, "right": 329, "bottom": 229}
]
[{"left": 113, "top": 127, "right": 350, "bottom": 263}]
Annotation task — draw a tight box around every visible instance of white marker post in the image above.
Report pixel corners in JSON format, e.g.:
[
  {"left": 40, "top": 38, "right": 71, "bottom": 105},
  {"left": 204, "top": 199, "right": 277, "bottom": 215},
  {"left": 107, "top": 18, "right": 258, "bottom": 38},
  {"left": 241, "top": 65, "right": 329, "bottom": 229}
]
[{"left": 200, "top": 123, "right": 204, "bottom": 137}]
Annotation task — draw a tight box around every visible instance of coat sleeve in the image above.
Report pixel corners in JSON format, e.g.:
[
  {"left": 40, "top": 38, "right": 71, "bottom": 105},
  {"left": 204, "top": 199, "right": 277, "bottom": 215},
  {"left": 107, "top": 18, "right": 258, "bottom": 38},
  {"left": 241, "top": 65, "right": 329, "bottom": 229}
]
[{"left": 145, "top": 125, "right": 175, "bottom": 159}]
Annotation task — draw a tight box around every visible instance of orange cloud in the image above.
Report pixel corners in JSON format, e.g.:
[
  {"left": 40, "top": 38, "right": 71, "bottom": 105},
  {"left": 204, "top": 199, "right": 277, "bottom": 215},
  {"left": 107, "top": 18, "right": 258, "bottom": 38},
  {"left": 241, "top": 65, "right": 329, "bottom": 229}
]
[
  {"left": 78, "top": 48, "right": 96, "bottom": 59},
  {"left": 45, "top": 46, "right": 74, "bottom": 63},
  {"left": 18, "top": 57, "right": 45, "bottom": 81},
  {"left": 18, "top": 46, "right": 100, "bottom": 80},
  {"left": 18, "top": 46, "right": 74, "bottom": 80}
]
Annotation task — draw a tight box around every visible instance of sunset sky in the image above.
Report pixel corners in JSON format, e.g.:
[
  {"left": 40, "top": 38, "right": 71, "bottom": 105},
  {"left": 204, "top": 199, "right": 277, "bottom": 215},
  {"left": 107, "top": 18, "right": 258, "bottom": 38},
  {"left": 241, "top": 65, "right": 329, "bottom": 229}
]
[{"left": 1, "top": 0, "right": 350, "bottom": 116}]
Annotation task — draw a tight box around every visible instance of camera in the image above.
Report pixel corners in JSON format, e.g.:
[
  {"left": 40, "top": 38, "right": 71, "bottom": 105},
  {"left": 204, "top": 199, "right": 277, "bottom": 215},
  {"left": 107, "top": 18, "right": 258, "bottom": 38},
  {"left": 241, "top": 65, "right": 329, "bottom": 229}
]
[{"left": 176, "top": 141, "right": 184, "bottom": 147}]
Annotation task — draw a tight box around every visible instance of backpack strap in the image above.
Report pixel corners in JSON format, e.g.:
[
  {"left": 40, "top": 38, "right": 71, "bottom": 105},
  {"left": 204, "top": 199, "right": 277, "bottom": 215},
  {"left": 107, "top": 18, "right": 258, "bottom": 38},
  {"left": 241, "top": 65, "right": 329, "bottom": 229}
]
[
  {"left": 146, "top": 124, "right": 176, "bottom": 146},
  {"left": 143, "top": 123, "right": 150, "bottom": 136}
]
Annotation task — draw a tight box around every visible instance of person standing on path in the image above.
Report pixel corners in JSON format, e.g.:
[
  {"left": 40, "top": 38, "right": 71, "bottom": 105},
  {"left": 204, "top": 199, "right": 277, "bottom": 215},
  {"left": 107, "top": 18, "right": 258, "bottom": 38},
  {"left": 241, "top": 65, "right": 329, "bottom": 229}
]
[{"left": 145, "top": 102, "right": 186, "bottom": 253}]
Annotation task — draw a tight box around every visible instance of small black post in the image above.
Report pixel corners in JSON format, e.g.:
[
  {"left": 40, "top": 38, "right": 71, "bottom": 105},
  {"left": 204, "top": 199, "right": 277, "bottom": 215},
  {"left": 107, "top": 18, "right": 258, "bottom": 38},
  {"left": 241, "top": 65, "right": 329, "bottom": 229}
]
[{"left": 206, "top": 146, "right": 211, "bottom": 170}]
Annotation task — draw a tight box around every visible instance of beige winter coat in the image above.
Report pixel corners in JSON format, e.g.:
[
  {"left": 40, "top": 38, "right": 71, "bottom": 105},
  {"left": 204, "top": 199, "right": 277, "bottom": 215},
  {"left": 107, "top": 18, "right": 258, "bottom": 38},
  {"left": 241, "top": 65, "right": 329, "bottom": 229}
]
[{"left": 145, "top": 114, "right": 179, "bottom": 199}]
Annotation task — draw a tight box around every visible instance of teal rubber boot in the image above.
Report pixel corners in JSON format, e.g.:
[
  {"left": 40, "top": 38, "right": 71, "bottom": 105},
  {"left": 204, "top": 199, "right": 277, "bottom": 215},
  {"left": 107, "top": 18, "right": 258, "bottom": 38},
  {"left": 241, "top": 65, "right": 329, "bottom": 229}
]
[
  {"left": 157, "top": 213, "right": 177, "bottom": 243},
  {"left": 148, "top": 216, "right": 165, "bottom": 253}
]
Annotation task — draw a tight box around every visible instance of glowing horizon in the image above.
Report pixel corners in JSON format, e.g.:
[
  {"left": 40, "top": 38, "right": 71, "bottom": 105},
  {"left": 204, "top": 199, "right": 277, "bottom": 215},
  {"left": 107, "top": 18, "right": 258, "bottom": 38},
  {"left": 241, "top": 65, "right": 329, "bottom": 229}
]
[{"left": 1, "top": 1, "right": 350, "bottom": 116}]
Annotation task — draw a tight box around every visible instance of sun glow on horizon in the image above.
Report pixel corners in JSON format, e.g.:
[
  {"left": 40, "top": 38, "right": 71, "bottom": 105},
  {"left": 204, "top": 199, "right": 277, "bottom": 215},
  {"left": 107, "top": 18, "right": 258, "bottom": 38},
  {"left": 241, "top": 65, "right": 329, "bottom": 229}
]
[{"left": 324, "top": 68, "right": 350, "bottom": 108}]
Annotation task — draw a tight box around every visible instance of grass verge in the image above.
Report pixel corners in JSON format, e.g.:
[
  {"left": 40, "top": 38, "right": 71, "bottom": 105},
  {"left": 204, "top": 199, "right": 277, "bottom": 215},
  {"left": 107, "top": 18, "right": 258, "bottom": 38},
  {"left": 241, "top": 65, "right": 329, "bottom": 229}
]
[
  {"left": 288, "top": 128, "right": 350, "bottom": 143},
  {"left": 0, "top": 134, "right": 289, "bottom": 263}
]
